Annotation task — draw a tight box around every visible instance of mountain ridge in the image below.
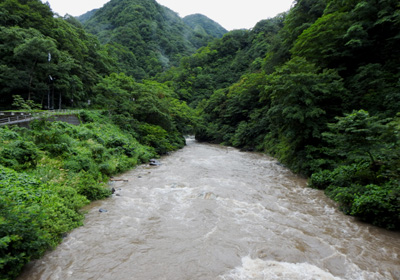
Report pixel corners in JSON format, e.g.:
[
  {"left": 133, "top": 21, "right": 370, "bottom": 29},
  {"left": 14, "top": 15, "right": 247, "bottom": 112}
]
[
  {"left": 183, "top": 13, "right": 227, "bottom": 38},
  {"left": 79, "top": 0, "right": 227, "bottom": 79}
]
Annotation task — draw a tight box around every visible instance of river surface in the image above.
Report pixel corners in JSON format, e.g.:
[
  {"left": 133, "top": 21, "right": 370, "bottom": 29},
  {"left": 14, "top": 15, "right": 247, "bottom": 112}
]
[{"left": 18, "top": 138, "right": 400, "bottom": 280}]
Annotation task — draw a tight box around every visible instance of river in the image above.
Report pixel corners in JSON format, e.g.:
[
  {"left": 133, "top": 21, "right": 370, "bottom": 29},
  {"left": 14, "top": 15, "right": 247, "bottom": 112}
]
[{"left": 18, "top": 138, "right": 400, "bottom": 280}]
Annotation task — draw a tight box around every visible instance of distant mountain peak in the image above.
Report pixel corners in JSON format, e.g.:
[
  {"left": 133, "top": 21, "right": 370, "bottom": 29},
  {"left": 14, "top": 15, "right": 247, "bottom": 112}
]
[
  {"left": 79, "top": 0, "right": 224, "bottom": 79},
  {"left": 183, "top": 14, "right": 227, "bottom": 38}
]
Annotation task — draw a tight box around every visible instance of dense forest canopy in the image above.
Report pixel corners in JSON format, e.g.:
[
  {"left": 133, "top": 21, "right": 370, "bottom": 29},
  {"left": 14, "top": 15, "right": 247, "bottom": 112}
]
[
  {"left": 183, "top": 14, "right": 227, "bottom": 39},
  {"left": 1, "top": 0, "right": 400, "bottom": 278},
  {"left": 81, "top": 0, "right": 226, "bottom": 79},
  {"left": 0, "top": 0, "right": 114, "bottom": 109},
  {"left": 0, "top": 0, "right": 225, "bottom": 109}
]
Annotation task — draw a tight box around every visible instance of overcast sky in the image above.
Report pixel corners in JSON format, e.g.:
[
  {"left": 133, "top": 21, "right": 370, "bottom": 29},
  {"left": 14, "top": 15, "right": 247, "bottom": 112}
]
[{"left": 42, "top": 0, "right": 294, "bottom": 30}]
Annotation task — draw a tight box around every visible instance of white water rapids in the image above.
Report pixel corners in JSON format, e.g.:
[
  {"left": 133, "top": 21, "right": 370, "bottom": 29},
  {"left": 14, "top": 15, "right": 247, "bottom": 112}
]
[{"left": 18, "top": 138, "right": 400, "bottom": 279}]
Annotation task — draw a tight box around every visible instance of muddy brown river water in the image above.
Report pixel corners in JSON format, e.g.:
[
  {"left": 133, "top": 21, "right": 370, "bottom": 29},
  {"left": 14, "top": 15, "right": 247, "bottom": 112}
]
[{"left": 18, "top": 138, "right": 399, "bottom": 279}]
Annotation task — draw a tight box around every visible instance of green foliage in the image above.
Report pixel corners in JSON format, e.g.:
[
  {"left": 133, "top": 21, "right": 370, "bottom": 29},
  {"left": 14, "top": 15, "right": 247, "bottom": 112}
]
[
  {"left": 11, "top": 95, "right": 41, "bottom": 110},
  {"left": 182, "top": 14, "right": 227, "bottom": 38},
  {"left": 93, "top": 72, "right": 137, "bottom": 112},
  {"left": 0, "top": 0, "right": 115, "bottom": 109},
  {"left": 195, "top": 72, "right": 269, "bottom": 148},
  {"left": 310, "top": 163, "right": 399, "bottom": 229},
  {"left": 158, "top": 15, "right": 285, "bottom": 105},
  {"left": 82, "top": 0, "right": 220, "bottom": 80},
  {"left": 350, "top": 182, "right": 400, "bottom": 229},
  {"left": 0, "top": 130, "right": 39, "bottom": 171},
  {"left": 0, "top": 103, "right": 191, "bottom": 278},
  {"left": 183, "top": 0, "right": 400, "bottom": 230},
  {"left": 323, "top": 110, "right": 395, "bottom": 164},
  {"left": 138, "top": 123, "right": 185, "bottom": 155},
  {"left": 310, "top": 162, "right": 371, "bottom": 190},
  {"left": 67, "top": 171, "right": 110, "bottom": 201},
  {"left": 261, "top": 57, "right": 346, "bottom": 173},
  {"left": 92, "top": 73, "right": 197, "bottom": 139},
  {"left": 0, "top": 165, "right": 88, "bottom": 279},
  {"left": 308, "top": 111, "right": 400, "bottom": 228},
  {"left": 291, "top": 0, "right": 400, "bottom": 113}
]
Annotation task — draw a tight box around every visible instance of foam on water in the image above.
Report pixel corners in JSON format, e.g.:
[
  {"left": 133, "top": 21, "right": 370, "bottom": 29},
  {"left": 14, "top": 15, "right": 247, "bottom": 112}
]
[{"left": 219, "top": 256, "right": 343, "bottom": 280}]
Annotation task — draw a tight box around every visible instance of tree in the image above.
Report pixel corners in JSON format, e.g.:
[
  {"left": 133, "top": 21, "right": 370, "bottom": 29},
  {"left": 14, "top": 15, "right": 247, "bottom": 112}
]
[
  {"left": 322, "top": 110, "right": 396, "bottom": 165},
  {"left": 93, "top": 73, "right": 136, "bottom": 111},
  {"left": 262, "top": 57, "right": 347, "bottom": 172},
  {"left": 11, "top": 95, "right": 41, "bottom": 110}
]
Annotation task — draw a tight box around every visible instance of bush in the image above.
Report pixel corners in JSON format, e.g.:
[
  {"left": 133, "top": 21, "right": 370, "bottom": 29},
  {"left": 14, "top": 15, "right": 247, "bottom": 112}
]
[
  {"left": 138, "top": 123, "right": 184, "bottom": 154},
  {"left": 0, "top": 166, "right": 89, "bottom": 279},
  {"left": 351, "top": 182, "right": 400, "bottom": 229},
  {"left": 89, "top": 142, "right": 108, "bottom": 162},
  {"left": 98, "top": 161, "right": 116, "bottom": 176},
  {"left": 45, "top": 142, "right": 71, "bottom": 157},
  {"left": 310, "top": 162, "right": 400, "bottom": 229},
  {"left": 68, "top": 171, "right": 111, "bottom": 201},
  {"left": 105, "top": 135, "right": 128, "bottom": 149},
  {"left": 0, "top": 127, "right": 19, "bottom": 140},
  {"left": 63, "top": 155, "right": 96, "bottom": 173},
  {"left": 0, "top": 140, "right": 39, "bottom": 170},
  {"left": 309, "top": 162, "right": 371, "bottom": 190},
  {"left": 309, "top": 169, "right": 335, "bottom": 190}
]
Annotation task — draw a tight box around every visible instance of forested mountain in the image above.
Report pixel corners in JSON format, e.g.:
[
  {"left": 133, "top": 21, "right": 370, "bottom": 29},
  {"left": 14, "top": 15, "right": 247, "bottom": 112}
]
[
  {"left": 82, "top": 0, "right": 221, "bottom": 79},
  {"left": 162, "top": 0, "right": 400, "bottom": 229},
  {"left": 77, "top": 8, "right": 99, "bottom": 24},
  {"left": 157, "top": 16, "right": 285, "bottom": 105},
  {"left": 183, "top": 14, "right": 227, "bottom": 38}
]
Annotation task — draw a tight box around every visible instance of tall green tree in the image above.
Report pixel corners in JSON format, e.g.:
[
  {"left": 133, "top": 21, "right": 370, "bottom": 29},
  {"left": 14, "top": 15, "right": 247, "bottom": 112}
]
[
  {"left": 262, "top": 57, "right": 347, "bottom": 172},
  {"left": 0, "top": 0, "right": 115, "bottom": 108}
]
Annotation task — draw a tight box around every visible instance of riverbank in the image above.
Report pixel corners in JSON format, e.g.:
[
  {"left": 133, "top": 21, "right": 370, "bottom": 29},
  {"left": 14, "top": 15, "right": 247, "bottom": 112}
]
[
  {"left": 17, "top": 140, "right": 400, "bottom": 280},
  {"left": 0, "top": 110, "right": 186, "bottom": 279}
]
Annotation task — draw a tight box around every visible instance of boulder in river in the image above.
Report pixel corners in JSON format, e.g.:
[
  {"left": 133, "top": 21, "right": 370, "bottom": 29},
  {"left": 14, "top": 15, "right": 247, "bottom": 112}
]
[{"left": 149, "top": 159, "right": 161, "bottom": 166}]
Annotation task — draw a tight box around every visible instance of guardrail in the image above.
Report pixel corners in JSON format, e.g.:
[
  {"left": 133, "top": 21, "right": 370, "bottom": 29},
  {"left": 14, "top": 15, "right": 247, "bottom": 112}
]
[
  {"left": 0, "top": 110, "right": 82, "bottom": 126},
  {"left": 0, "top": 114, "right": 33, "bottom": 124}
]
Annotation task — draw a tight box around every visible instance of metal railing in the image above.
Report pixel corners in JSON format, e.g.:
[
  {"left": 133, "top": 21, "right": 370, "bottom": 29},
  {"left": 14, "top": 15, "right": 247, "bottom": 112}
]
[
  {"left": 0, "top": 115, "right": 33, "bottom": 125},
  {"left": 0, "top": 110, "right": 82, "bottom": 126}
]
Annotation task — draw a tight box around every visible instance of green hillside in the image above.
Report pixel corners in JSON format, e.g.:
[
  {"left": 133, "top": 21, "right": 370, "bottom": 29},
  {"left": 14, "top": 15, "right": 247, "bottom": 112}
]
[
  {"left": 76, "top": 8, "right": 98, "bottom": 24},
  {"left": 82, "top": 0, "right": 221, "bottom": 79},
  {"left": 183, "top": 13, "right": 227, "bottom": 38}
]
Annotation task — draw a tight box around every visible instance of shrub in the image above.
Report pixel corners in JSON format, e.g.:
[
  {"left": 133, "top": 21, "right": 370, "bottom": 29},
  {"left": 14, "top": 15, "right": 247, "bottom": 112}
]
[
  {"left": 0, "top": 140, "right": 39, "bottom": 170},
  {"left": 309, "top": 169, "right": 334, "bottom": 190},
  {"left": 45, "top": 143, "right": 71, "bottom": 157},
  {"left": 99, "top": 161, "right": 117, "bottom": 176},
  {"left": 0, "top": 127, "right": 19, "bottom": 140},
  {"left": 351, "top": 182, "right": 400, "bottom": 229},
  {"left": 309, "top": 162, "right": 371, "bottom": 190},
  {"left": 138, "top": 123, "right": 183, "bottom": 154},
  {"left": 68, "top": 171, "right": 111, "bottom": 201},
  {"left": 0, "top": 166, "right": 89, "bottom": 279},
  {"left": 63, "top": 155, "right": 96, "bottom": 173},
  {"left": 105, "top": 136, "right": 128, "bottom": 149}
]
